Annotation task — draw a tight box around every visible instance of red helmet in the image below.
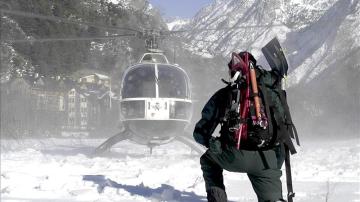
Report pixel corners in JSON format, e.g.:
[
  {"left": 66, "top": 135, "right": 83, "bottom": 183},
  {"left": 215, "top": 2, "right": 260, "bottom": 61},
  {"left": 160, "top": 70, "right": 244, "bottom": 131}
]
[{"left": 228, "top": 51, "right": 257, "bottom": 74}]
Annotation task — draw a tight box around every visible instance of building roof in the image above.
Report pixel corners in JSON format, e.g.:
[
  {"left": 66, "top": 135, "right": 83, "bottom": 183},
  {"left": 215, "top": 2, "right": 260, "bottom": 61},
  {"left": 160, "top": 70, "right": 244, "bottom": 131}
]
[
  {"left": 80, "top": 73, "right": 110, "bottom": 81},
  {"left": 93, "top": 73, "right": 110, "bottom": 80}
]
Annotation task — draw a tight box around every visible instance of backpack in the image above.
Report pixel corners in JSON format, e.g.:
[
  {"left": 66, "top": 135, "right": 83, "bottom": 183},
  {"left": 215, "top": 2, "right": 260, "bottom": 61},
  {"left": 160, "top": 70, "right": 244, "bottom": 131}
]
[
  {"left": 251, "top": 66, "right": 300, "bottom": 153},
  {"left": 220, "top": 55, "right": 300, "bottom": 154}
]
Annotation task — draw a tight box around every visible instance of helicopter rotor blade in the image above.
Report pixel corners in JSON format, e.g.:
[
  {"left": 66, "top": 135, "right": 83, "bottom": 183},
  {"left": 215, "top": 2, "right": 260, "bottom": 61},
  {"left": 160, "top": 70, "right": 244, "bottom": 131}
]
[
  {"left": 0, "top": 8, "right": 306, "bottom": 50},
  {"left": 0, "top": 8, "right": 141, "bottom": 33},
  {"left": 161, "top": 23, "right": 290, "bottom": 36},
  {"left": 2, "top": 34, "right": 137, "bottom": 43}
]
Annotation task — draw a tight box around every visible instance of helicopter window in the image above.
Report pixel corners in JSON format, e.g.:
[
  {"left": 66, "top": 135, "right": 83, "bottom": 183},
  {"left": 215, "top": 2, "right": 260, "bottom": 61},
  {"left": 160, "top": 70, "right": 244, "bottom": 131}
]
[
  {"left": 158, "top": 65, "right": 188, "bottom": 99},
  {"left": 143, "top": 54, "right": 153, "bottom": 62},
  {"left": 122, "top": 66, "right": 156, "bottom": 98},
  {"left": 121, "top": 100, "right": 145, "bottom": 119},
  {"left": 142, "top": 54, "right": 168, "bottom": 64},
  {"left": 152, "top": 55, "right": 168, "bottom": 63}
]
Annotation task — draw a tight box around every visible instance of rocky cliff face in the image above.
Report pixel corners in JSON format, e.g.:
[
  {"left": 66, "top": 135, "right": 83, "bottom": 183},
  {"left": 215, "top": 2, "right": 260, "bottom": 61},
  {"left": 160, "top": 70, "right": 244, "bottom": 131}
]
[{"left": 181, "top": 0, "right": 359, "bottom": 86}]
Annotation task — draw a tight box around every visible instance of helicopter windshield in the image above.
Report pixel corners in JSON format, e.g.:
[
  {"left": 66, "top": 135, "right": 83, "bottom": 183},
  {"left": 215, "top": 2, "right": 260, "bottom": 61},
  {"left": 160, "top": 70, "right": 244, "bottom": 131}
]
[
  {"left": 122, "top": 65, "right": 156, "bottom": 98},
  {"left": 158, "top": 65, "right": 189, "bottom": 99}
]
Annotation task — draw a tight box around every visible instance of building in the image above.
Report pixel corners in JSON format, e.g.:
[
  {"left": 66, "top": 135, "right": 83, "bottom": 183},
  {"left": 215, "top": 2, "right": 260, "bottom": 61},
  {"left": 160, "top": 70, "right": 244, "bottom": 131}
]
[
  {"left": 78, "top": 73, "right": 111, "bottom": 88},
  {"left": 1, "top": 72, "right": 117, "bottom": 138},
  {"left": 0, "top": 76, "right": 69, "bottom": 137},
  {"left": 1, "top": 76, "right": 35, "bottom": 137},
  {"left": 62, "top": 73, "right": 116, "bottom": 136}
]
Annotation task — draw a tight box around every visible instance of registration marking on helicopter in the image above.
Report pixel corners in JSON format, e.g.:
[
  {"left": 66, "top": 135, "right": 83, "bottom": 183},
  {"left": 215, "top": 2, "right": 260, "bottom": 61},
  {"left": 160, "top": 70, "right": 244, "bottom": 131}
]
[
  {"left": 152, "top": 102, "right": 161, "bottom": 111},
  {"left": 146, "top": 99, "right": 169, "bottom": 119}
]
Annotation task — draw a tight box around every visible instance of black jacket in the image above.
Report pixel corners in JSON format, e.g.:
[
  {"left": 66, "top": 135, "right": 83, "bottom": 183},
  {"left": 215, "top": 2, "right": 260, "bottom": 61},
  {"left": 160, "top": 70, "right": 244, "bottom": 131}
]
[{"left": 193, "top": 87, "right": 230, "bottom": 148}]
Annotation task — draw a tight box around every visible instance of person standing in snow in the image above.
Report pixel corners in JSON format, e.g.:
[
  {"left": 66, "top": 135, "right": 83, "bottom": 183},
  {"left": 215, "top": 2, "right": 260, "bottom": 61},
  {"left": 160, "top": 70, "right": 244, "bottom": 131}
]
[{"left": 193, "top": 51, "right": 288, "bottom": 202}]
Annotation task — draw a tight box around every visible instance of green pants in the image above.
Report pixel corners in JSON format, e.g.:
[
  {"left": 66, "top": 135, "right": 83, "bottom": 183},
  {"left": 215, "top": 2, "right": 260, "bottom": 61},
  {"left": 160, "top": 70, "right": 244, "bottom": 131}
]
[{"left": 200, "top": 146, "right": 284, "bottom": 202}]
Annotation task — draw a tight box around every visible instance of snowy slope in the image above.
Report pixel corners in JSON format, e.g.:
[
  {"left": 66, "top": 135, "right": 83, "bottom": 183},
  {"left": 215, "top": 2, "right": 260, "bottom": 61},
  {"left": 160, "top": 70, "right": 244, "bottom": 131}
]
[
  {"left": 1, "top": 138, "right": 359, "bottom": 202},
  {"left": 181, "top": 0, "right": 360, "bottom": 86},
  {"left": 166, "top": 18, "right": 190, "bottom": 31}
]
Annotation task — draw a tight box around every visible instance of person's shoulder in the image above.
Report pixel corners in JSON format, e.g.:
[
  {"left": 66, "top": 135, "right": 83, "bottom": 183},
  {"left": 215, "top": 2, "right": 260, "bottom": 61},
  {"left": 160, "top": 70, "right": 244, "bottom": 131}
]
[
  {"left": 210, "top": 86, "right": 230, "bottom": 101},
  {"left": 215, "top": 86, "right": 229, "bottom": 95}
]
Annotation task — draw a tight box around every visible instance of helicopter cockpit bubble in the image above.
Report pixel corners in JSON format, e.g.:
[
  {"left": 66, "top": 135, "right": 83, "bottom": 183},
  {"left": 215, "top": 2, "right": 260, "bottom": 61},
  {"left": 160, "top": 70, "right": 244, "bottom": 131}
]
[{"left": 119, "top": 61, "right": 192, "bottom": 145}]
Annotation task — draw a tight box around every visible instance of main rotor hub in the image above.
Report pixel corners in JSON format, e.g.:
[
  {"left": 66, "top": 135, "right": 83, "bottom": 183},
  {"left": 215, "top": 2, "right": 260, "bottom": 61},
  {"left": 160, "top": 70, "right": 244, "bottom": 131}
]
[{"left": 142, "top": 29, "right": 162, "bottom": 49}]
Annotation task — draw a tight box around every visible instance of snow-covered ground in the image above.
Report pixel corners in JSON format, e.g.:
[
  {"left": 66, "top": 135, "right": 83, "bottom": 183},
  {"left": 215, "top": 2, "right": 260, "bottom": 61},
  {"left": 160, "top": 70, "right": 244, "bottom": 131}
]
[{"left": 1, "top": 137, "right": 359, "bottom": 202}]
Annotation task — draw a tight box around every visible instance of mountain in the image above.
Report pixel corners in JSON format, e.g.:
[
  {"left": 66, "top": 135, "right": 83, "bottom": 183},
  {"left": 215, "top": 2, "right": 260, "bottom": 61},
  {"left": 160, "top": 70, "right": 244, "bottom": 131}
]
[
  {"left": 182, "top": 0, "right": 359, "bottom": 85},
  {"left": 165, "top": 17, "right": 190, "bottom": 31},
  {"left": 179, "top": 0, "right": 359, "bottom": 137}
]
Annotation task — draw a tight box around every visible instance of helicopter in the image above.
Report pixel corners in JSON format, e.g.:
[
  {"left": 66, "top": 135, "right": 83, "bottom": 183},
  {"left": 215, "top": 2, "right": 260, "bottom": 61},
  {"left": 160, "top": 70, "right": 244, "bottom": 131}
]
[
  {"left": 94, "top": 46, "right": 201, "bottom": 154},
  {"left": 0, "top": 6, "right": 203, "bottom": 153},
  {"left": 1, "top": 7, "right": 289, "bottom": 154},
  {"left": 92, "top": 28, "right": 204, "bottom": 154}
]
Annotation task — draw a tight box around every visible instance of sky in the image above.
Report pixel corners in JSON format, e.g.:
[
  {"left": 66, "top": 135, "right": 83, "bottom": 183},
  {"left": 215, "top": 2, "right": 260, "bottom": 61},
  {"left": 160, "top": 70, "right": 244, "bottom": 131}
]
[{"left": 148, "top": 0, "right": 214, "bottom": 19}]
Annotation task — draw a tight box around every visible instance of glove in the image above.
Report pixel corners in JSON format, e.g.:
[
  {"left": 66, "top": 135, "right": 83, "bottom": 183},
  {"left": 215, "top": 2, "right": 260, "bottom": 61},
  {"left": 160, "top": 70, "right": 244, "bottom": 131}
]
[{"left": 209, "top": 137, "right": 222, "bottom": 154}]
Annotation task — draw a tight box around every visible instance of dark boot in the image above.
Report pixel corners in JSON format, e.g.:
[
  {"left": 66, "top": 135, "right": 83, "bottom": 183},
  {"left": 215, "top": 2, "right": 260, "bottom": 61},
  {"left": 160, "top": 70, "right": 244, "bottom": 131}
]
[{"left": 206, "top": 187, "right": 227, "bottom": 202}]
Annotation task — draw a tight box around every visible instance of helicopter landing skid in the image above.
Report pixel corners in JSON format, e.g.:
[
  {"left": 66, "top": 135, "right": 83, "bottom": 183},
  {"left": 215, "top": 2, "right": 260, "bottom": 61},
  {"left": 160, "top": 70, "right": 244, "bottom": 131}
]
[
  {"left": 94, "top": 130, "right": 131, "bottom": 154},
  {"left": 94, "top": 131, "right": 205, "bottom": 155}
]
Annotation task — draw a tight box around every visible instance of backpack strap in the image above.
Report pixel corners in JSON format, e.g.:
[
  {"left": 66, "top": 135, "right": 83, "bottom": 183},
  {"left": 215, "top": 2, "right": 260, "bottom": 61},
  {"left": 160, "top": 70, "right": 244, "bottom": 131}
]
[
  {"left": 220, "top": 84, "right": 239, "bottom": 122},
  {"left": 279, "top": 90, "right": 300, "bottom": 146},
  {"left": 257, "top": 84, "right": 273, "bottom": 138},
  {"left": 255, "top": 66, "right": 274, "bottom": 140},
  {"left": 285, "top": 144, "right": 295, "bottom": 202}
]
